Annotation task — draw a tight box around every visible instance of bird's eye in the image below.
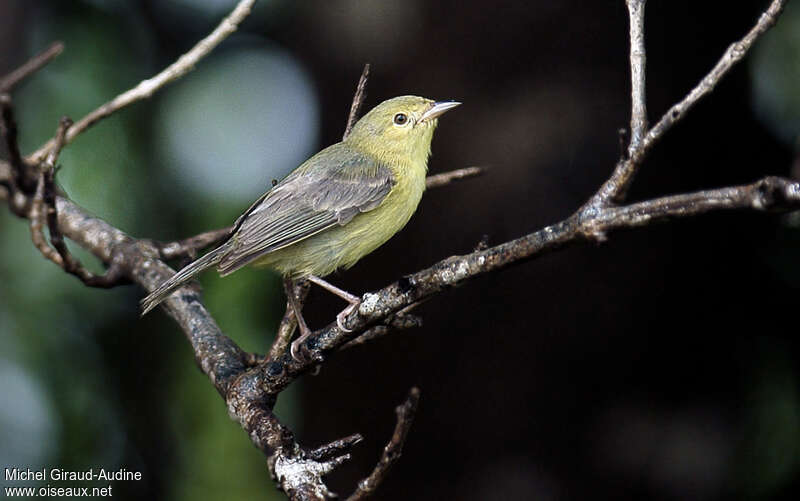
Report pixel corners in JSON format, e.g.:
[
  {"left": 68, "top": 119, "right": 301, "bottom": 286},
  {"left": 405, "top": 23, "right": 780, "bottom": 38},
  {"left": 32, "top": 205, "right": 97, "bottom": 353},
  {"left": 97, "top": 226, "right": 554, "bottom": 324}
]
[{"left": 393, "top": 113, "right": 408, "bottom": 126}]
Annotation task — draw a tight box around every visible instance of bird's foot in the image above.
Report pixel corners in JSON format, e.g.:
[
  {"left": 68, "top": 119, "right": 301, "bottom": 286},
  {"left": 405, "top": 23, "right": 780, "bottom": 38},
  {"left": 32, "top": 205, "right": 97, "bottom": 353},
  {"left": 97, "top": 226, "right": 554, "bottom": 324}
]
[
  {"left": 290, "top": 334, "right": 308, "bottom": 362},
  {"left": 289, "top": 318, "right": 314, "bottom": 362},
  {"left": 336, "top": 300, "right": 361, "bottom": 332}
]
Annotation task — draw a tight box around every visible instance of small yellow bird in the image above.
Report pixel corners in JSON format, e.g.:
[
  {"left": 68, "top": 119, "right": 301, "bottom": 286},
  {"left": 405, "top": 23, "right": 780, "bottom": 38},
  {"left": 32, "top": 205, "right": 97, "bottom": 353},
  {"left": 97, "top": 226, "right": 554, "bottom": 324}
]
[{"left": 141, "top": 96, "right": 460, "bottom": 358}]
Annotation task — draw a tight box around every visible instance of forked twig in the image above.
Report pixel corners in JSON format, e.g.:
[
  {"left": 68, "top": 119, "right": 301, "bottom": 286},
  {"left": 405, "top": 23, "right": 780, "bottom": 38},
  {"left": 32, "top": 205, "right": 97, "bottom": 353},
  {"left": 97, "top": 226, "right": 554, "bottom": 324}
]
[
  {"left": 426, "top": 166, "right": 484, "bottom": 188},
  {"left": 347, "top": 388, "right": 421, "bottom": 500},
  {"left": 31, "top": 117, "right": 128, "bottom": 287},
  {"left": 0, "top": 94, "right": 24, "bottom": 191},
  {"left": 593, "top": 0, "right": 787, "bottom": 205},
  {"left": 269, "top": 279, "right": 310, "bottom": 360},
  {"left": 157, "top": 226, "right": 234, "bottom": 260},
  {"left": 0, "top": 41, "right": 64, "bottom": 92},
  {"left": 344, "top": 64, "right": 370, "bottom": 140}
]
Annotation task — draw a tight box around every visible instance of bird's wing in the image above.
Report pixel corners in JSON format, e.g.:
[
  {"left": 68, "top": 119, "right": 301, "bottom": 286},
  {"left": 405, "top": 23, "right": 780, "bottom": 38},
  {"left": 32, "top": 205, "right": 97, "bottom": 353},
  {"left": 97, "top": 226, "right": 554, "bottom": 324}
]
[{"left": 217, "top": 146, "right": 394, "bottom": 275}]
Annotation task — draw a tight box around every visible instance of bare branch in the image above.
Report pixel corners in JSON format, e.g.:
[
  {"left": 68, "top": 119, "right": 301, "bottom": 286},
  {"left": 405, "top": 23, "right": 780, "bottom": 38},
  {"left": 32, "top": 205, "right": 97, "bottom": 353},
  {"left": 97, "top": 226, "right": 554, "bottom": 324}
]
[
  {"left": 29, "top": 173, "right": 63, "bottom": 266},
  {"left": 157, "top": 226, "right": 233, "bottom": 260},
  {"left": 269, "top": 279, "right": 310, "bottom": 360},
  {"left": 26, "top": 118, "right": 130, "bottom": 287},
  {"left": 226, "top": 368, "right": 359, "bottom": 499},
  {"left": 347, "top": 387, "right": 421, "bottom": 501},
  {"left": 0, "top": 41, "right": 64, "bottom": 92},
  {"left": 308, "top": 434, "right": 364, "bottom": 461},
  {"left": 425, "top": 166, "right": 484, "bottom": 189},
  {"left": 258, "top": 174, "right": 800, "bottom": 396},
  {"left": 593, "top": 0, "right": 787, "bottom": 205},
  {"left": 43, "top": 116, "right": 71, "bottom": 170},
  {"left": 643, "top": 0, "right": 787, "bottom": 153},
  {"left": 2, "top": 1, "right": 794, "bottom": 499},
  {"left": 28, "top": 117, "right": 71, "bottom": 267},
  {"left": 1, "top": 94, "right": 24, "bottom": 192},
  {"left": 626, "top": 0, "right": 648, "bottom": 156},
  {"left": 344, "top": 64, "right": 370, "bottom": 140},
  {"left": 597, "top": 177, "right": 800, "bottom": 229},
  {"left": 0, "top": 161, "right": 29, "bottom": 216},
  {"left": 27, "top": 0, "right": 256, "bottom": 164},
  {"left": 342, "top": 303, "right": 423, "bottom": 350},
  {"left": 49, "top": 197, "right": 251, "bottom": 394},
  {"left": 44, "top": 173, "right": 129, "bottom": 287}
]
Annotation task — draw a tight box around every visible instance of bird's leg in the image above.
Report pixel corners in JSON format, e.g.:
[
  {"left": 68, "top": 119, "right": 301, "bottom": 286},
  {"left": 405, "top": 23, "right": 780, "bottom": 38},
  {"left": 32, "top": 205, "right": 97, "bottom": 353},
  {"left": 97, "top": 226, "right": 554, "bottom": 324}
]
[
  {"left": 306, "top": 275, "right": 361, "bottom": 333},
  {"left": 285, "top": 277, "right": 313, "bottom": 361}
]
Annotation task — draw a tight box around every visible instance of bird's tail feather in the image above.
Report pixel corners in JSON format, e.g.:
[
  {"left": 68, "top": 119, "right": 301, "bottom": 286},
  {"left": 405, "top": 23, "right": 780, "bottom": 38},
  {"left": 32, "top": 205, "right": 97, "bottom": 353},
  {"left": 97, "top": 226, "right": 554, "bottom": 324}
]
[{"left": 140, "top": 242, "right": 232, "bottom": 316}]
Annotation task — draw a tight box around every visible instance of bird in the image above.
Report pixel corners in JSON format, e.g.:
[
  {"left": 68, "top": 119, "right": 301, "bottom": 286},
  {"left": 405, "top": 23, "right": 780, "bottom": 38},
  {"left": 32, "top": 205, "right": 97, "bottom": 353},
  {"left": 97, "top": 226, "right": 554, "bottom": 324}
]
[{"left": 140, "top": 95, "right": 460, "bottom": 359}]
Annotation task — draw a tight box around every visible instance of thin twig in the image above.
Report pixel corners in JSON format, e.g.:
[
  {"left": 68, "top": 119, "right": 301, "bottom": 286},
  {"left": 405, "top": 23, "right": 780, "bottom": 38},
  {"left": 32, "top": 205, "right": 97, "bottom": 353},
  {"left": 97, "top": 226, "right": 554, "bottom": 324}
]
[
  {"left": 0, "top": 94, "right": 24, "bottom": 190},
  {"left": 593, "top": 0, "right": 787, "bottom": 205},
  {"left": 307, "top": 434, "right": 363, "bottom": 461},
  {"left": 157, "top": 225, "right": 233, "bottom": 260},
  {"left": 642, "top": 0, "right": 787, "bottom": 153},
  {"left": 597, "top": 176, "right": 800, "bottom": 229},
  {"left": 626, "top": 0, "right": 648, "bottom": 156},
  {"left": 28, "top": 117, "right": 71, "bottom": 268},
  {"left": 347, "top": 387, "right": 421, "bottom": 501},
  {"left": 0, "top": 160, "right": 29, "bottom": 216},
  {"left": 269, "top": 279, "right": 310, "bottom": 360},
  {"left": 425, "top": 166, "right": 484, "bottom": 189},
  {"left": 342, "top": 302, "right": 423, "bottom": 350},
  {"left": 344, "top": 64, "right": 370, "bottom": 140},
  {"left": 27, "top": 0, "right": 256, "bottom": 164},
  {"left": 33, "top": 117, "right": 129, "bottom": 288},
  {"left": 29, "top": 173, "right": 63, "bottom": 266},
  {"left": 42, "top": 116, "right": 71, "bottom": 170},
  {"left": 0, "top": 41, "right": 64, "bottom": 92}
]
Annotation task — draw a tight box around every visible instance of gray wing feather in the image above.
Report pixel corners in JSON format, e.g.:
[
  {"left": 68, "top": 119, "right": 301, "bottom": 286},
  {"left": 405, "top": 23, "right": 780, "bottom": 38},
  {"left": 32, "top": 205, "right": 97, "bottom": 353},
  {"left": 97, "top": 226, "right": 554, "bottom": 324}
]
[{"left": 217, "top": 145, "right": 394, "bottom": 275}]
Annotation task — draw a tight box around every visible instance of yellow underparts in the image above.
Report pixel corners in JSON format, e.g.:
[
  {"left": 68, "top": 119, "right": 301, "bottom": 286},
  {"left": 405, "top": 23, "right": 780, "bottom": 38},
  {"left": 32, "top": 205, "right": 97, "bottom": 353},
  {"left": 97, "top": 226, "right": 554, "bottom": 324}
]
[{"left": 252, "top": 147, "right": 430, "bottom": 278}]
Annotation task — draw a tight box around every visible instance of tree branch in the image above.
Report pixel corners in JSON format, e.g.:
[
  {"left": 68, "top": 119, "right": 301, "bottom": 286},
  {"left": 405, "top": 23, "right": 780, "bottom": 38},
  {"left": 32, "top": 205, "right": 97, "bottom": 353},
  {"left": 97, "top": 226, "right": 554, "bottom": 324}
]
[
  {"left": 592, "top": 0, "right": 787, "bottom": 205},
  {"left": 626, "top": 0, "right": 648, "bottom": 157},
  {"left": 342, "top": 302, "right": 423, "bottom": 351},
  {"left": 347, "top": 387, "right": 421, "bottom": 500},
  {"left": 1, "top": 94, "right": 28, "bottom": 196},
  {"left": 254, "top": 175, "right": 800, "bottom": 398},
  {"left": 269, "top": 279, "right": 310, "bottom": 360},
  {"left": 1, "top": 0, "right": 794, "bottom": 499},
  {"left": 344, "top": 64, "right": 370, "bottom": 140},
  {"left": 26, "top": 0, "right": 256, "bottom": 164},
  {"left": 156, "top": 225, "right": 234, "bottom": 260},
  {"left": 642, "top": 0, "right": 787, "bottom": 155},
  {"left": 0, "top": 41, "right": 64, "bottom": 93},
  {"left": 425, "top": 166, "right": 484, "bottom": 188}
]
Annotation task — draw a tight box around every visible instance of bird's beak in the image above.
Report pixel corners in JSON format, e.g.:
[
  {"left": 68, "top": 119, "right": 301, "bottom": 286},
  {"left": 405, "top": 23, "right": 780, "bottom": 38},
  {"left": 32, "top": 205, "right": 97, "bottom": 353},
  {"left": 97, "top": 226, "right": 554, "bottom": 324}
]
[{"left": 420, "top": 100, "right": 462, "bottom": 122}]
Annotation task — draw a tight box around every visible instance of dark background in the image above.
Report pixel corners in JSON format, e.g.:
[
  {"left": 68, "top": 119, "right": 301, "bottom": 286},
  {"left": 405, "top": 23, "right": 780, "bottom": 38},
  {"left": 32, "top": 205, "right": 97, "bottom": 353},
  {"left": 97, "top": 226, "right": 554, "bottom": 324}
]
[{"left": 2, "top": 1, "right": 799, "bottom": 500}]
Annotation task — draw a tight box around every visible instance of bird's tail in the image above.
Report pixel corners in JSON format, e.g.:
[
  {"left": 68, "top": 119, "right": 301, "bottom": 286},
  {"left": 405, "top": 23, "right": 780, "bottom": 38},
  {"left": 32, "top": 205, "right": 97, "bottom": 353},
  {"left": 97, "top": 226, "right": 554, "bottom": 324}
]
[{"left": 140, "top": 241, "right": 232, "bottom": 316}]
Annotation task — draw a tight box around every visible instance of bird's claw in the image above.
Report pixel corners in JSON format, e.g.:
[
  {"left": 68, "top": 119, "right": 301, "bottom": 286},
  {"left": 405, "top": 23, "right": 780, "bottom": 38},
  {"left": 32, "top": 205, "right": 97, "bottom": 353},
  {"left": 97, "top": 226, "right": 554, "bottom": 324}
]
[
  {"left": 290, "top": 338, "right": 305, "bottom": 362},
  {"left": 336, "top": 311, "right": 353, "bottom": 332},
  {"left": 336, "top": 301, "right": 360, "bottom": 332}
]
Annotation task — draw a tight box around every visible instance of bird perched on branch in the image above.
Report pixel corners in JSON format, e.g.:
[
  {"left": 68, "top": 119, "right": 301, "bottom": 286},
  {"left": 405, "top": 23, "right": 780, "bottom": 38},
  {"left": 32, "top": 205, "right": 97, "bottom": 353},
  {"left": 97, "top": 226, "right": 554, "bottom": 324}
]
[{"left": 140, "top": 95, "right": 460, "bottom": 359}]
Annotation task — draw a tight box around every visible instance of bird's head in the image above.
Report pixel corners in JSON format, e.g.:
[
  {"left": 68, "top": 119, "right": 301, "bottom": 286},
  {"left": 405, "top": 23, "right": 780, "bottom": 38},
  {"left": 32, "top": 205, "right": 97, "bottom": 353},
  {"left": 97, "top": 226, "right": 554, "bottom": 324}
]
[{"left": 346, "top": 96, "right": 461, "bottom": 166}]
